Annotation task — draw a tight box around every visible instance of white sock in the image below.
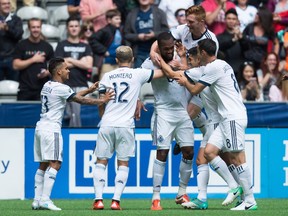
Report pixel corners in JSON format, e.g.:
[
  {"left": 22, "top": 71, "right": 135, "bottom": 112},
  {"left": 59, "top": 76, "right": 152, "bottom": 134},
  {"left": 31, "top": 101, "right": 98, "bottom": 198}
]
[
  {"left": 178, "top": 158, "right": 193, "bottom": 196},
  {"left": 112, "top": 166, "right": 129, "bottom": 201},
  {"left": 152, "top": 159, "right": 166, "bottom": 201},
  {"left": 197, "top": 164, "right": 209, "bottom": 202},
  {"left": 228, "top": 164, "right": 245, "bottom": 200},
  {"left": 193, "top": 112, "right": 207, "bottom": 135},
  {"left": 41, "top": 167, "right": 57, "bottom": 201},
  {"left": 236, "top": 163, "right": 256, "bottom": 204},
  {"left": 34, "top": 169, "right": 45, "bottom": 201},
  {"left": 210, "top": 156, "right": 238, "bottom": 189},
  {"left": 93, "top": 163, "right": 106, "bottom": 200}
]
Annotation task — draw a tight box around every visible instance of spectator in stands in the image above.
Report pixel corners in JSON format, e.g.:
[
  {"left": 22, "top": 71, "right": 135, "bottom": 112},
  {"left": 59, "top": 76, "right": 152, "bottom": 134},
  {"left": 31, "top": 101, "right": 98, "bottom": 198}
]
[
  {"left": 174, "top": 8, "right": 188, "bottom": 26},
  {"left": 241, "top": 7, "right": 279, "bottom": 70},
  {"left": 89, "top": 9, "right": 123, "bottom": 80},
  {"left": 237, "top": 61, "right": 262, "bottom": 101},
  {"left": 158, "top": 0, "right": 194, "bottom": 28},
  {"left": 236, "top": 0, "right": 257, "bottom": 32},
  {"left": 79, "top": 0, "right": 116, "bottom": 32},
  {"left": 217, "top": 8, "right": 244, "bottom": 76},
  {"left": 67, "top": 0, "right": 80, "bottom": 18},
  {"left": 79, "top": 21, "right": 94, "bottom": 44},
  {"left": 0, "top": 0, "right": 23, "bottom": 81},
  {"left": 10, "top": 0, "right": 34, "bottom": 12},
  {"left": 257, "top": 52, "right": 282, "bottom": 101},
  {"left": 124, "top": 0, "right": 169, "bottom": 68},
  {"left": 280, "top": 29, "right": 288, "bottom": 72},
  {"left": 269, "top": 74, "right": 288, "bottom": 101},
  {"left": 201, "top": 0, "right": 236, "bottom": 35},
  {"left": 272, "top": 0, "right": 288, "bottom": 59},
  {"left": 13, "top": 18, "right": 54, "bottom": 101},
  {"left": 55, "top": 16, "right": 93, "bottom": 127}
]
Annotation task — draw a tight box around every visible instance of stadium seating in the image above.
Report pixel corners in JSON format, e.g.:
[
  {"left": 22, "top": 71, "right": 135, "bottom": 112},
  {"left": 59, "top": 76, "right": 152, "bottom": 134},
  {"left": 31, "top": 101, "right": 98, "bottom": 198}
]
[
  {"left": 0, "top": 80, "right": 19, "bottom": 101},
  {"left": 16, "top": 6, "right": 48, "bottom": 23},
  {"left": 41, "top": 24, "right": 61, "bottom": 50},
  {"left": 49, "top": 5, "right": 69, "bottom": 40}
]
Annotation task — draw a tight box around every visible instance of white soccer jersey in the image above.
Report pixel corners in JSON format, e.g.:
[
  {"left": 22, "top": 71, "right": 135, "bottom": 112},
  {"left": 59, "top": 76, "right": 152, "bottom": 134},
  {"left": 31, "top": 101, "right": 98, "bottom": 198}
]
[
  {"left": 99, "top": 67, "right": 153, "bottom": 127},
  {"left": 185, "top": 66, "right": 222, "bottom": 124},
  {"left": 198, "top": 60, "right": 247, "bottom": 120},
  {"left": 141, "top": 58, "right": 189, "bottom": 113},
  {"left": 170, "top": 24, "right": 219, "bottom": 53},
  {"left": 36, "top": 81, "right": 75, "bottom": 131},
  {"left": 236, "top": 5, "right": 257, "bottom": 32}
]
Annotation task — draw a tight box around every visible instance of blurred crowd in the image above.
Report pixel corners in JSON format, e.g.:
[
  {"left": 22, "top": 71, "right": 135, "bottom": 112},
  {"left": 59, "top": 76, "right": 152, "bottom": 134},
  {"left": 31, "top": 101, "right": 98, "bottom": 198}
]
[{"left": 0, "top": 0, "right": 287, "bottom": 105}]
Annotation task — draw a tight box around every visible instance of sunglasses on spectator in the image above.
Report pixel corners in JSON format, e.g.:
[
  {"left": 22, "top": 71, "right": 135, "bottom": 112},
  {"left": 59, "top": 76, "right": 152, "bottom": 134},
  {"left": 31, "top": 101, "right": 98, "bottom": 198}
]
[
  {"left": 84, "top": 27, "right": 93, "bottom": 31},
  {"left": 244, "top": 61, "right": 254, "bottom": 66}
]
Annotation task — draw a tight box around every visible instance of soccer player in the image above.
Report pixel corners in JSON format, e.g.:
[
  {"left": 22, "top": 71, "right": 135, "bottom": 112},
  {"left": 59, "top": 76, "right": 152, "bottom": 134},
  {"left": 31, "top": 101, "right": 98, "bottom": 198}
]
[
  {"left": 32, "top": 57, "right": 114, "bottom": 211},
  {"left": 92, "top": 46, "right": 165, "bottom": 210},
  {"left": 162, "top": 45, "right": 242, "bottom": 209},
  {"left": 161, "top": 39, "right": 257, "bottom": 210},
  {"left": 141, "top": 32, "right": 194, "bottom": 211},
  {"left": 151, "top": 5, "right": 218, "bottom": 155}
]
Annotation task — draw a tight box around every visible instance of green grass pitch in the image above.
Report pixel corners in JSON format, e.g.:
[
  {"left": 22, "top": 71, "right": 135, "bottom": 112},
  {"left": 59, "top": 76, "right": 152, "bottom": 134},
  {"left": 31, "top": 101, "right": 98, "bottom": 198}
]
[{"left": 0, "top": 199, "right": 287, "bottom": 216}]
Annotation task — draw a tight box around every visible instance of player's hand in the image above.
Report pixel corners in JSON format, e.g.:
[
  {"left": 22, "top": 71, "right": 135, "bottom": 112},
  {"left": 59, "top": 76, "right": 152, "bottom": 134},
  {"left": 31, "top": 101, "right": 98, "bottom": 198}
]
[
  {"left": 88, "top": 81, "right": 99, "bottom": 92},
  {"left": 175, "top": 41, "right": 186, "bottom": 57},
  {"left": 101, "top": 89, "right": 115, "bottom": 104},
  {"left": 156, "top": 53, "right": 165, "bottom": 66},
  {"left": 175, "top": 74, "right": 188, "bottom": 86},
  {"left": 134, "top": 99, "right": 147, "bottom": 121},
  {"left": 168, "top": 59, "right": 181, "bottom": 70}
]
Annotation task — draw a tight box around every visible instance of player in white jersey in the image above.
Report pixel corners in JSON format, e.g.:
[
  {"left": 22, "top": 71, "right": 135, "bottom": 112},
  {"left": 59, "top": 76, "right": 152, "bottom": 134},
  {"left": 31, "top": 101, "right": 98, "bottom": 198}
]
[
  {"left": 162, "top": 39, "right": 257, "bottom": 211},
  {"left": 92, "top": 46, "right": 165, "bottom": 211},
  {"left": 152, "top": 5, "right": 219, "bottom": 154},
  {"left": 180, "top": 47, "right": 244, "bottom": 209},
  {"left": 32, "top": 57, "right": 114, "bottom": 211},
  {"left": 140, "top": 32, "right": 194, "bottom": 211}
]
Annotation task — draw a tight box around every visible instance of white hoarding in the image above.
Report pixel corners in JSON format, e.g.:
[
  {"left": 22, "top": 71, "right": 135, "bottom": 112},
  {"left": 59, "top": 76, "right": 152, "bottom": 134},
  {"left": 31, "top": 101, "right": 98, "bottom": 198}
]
[{"left": 0, "top": 129, "right": 25, "bottom": 199}]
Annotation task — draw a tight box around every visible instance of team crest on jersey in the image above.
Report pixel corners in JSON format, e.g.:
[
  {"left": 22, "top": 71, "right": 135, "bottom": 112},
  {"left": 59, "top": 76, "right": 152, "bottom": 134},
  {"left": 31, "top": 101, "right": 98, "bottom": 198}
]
[{"left": 157, "top": 135, "right": 164, "bottom": 143}]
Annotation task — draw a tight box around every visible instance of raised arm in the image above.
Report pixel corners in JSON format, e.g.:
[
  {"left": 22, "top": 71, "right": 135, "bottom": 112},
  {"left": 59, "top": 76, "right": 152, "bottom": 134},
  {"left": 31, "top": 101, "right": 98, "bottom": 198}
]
[
  {"left": 175, "top": 74, "right": 206, "bottom": 95},
  {"left": 72, "top": 82, "right": 114, "bottom": 105}
]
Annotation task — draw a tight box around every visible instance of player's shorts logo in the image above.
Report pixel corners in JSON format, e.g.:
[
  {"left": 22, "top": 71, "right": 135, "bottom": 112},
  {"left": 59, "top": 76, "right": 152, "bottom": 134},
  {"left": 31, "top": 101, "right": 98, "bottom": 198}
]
[{"left": 157, "top": 135, "right": 164, "bottom": 143}]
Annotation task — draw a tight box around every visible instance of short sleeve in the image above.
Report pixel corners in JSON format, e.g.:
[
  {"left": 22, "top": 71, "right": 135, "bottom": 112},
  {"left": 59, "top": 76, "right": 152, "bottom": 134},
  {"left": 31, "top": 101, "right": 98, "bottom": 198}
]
[{"left": 53, "top": 84, "right": 75, "bottom": 100}]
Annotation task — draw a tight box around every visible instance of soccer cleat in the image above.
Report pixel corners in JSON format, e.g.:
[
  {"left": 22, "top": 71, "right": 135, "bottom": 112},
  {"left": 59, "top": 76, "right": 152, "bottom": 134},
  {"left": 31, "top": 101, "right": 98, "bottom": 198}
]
[
  {"left": 39, "top": 200, "right": 61, "bottom": 211},
  {"left": 173, "top": 143, "right": 181, "bottom": 155},
  {"left": 181, "top": 198, "right": 208, "bottom": 210},
  {"left": 234, "top": 199, "right": 244, "bottom": 208},
  {"left": 222, "top": 186, "right": 243, "bottom": 206},
  {"left": 93, "top": 199, "right": 104, "bottom": 210},
  {"left": 230, "top": 201, "right": 258, "bottom": 210},
  {"left": 175, "top": 194, "right": 190, "bottom": 204},
  {"left": 111, "top": 200, "right": 122, "bottom": 210},
  {"left": 31, "top": 200, "right": 39, "bottom": 210},
  {"left": 151, "top": 199, "right": 162, "bottom": 210}
]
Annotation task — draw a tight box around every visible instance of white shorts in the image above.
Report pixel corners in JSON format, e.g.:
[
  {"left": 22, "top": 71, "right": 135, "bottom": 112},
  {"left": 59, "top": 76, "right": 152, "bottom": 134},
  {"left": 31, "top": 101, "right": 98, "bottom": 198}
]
[
  {"left": 95, "top": 127, "right": 135, "bottom": 161},
  {"left": 208, "top": 119, "right": 247, "bottom": 152},
  {"left": 151, "top": 112, "right": 194, "bottom": 150},
  {"left": 34, "top": 129, "right": 63, "bottom": 162},
  {"left": 200, "top": 123, "right": 219, "bottom": 148}
]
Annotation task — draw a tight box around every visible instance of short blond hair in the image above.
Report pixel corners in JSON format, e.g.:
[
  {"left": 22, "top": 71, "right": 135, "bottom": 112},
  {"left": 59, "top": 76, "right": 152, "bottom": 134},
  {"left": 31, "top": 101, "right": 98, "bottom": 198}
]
[
  {"left": 186, "top": 5, "right": 206, "bottom": 22},
  {"left": 116, "top": 46, "right": 133, "bottom": 63}
]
